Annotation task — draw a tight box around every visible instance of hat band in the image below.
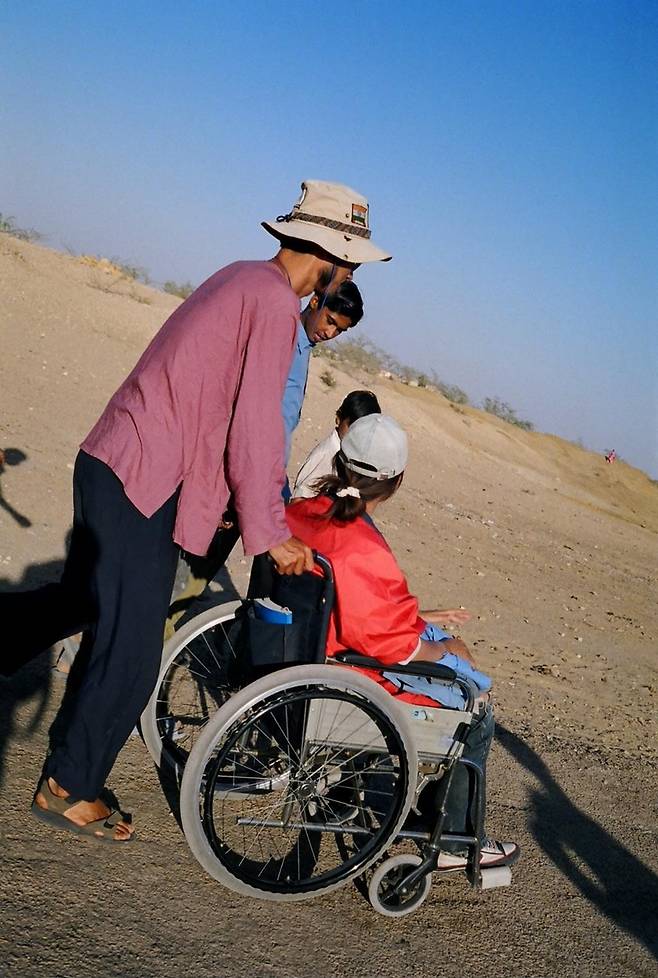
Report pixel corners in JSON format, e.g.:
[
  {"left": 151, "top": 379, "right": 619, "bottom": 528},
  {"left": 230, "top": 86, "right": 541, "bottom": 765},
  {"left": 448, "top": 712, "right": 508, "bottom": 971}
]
[{"left": 276, "top": 210, "right": 371, "bottom": 240}]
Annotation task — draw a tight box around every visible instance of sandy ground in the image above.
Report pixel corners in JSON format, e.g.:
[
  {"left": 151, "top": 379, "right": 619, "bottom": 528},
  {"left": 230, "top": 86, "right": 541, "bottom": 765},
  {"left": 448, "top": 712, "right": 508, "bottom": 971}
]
[{"left": 1, "top": 235, "right": 657, "bottom": 977}]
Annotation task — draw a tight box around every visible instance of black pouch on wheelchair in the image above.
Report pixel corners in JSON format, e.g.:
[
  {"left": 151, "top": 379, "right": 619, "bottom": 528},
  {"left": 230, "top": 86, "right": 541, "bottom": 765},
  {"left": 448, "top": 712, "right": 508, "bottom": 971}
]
[{"left": 245, "top": 566, "right": 327, "bottom": 668}]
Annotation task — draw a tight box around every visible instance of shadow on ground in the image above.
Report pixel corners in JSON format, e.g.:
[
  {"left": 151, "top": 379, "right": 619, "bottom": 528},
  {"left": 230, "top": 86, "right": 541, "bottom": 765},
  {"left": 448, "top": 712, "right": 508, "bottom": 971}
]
[
  {"left": 0, "top": 540, "right": 243, "bottom": 795},
  {"left": 0, "top": 557, "right": 63, "bottom": 790},
  {"left": 496, "top": 723, "right": 658, "bottom": 960},
  {"left": 0, "top": 447, "right": 33, "bottom": 528}
]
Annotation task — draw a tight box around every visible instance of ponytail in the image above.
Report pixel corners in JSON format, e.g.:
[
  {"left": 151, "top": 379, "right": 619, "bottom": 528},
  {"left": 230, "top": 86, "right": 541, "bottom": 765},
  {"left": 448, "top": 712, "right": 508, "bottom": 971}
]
[{"left": 312, "top": 453, "right": 402, "bottom": 523}]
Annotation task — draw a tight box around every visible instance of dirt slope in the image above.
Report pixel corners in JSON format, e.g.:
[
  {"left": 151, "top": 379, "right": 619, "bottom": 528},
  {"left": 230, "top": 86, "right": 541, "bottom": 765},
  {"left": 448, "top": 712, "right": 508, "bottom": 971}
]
[{"left": 1, "top": 234, "right": 656, "bottom": 977}]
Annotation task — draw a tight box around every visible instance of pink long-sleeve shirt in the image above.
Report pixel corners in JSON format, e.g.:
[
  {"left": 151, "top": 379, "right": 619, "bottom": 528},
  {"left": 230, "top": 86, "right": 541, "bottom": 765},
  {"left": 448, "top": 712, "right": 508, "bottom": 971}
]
[{"left": 82, "top": 260, "right": 299, "bottom": 556}]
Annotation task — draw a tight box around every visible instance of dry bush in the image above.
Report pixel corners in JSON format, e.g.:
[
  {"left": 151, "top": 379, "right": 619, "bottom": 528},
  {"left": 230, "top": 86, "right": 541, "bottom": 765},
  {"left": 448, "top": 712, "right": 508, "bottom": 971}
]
[
  {"left": 82, "top": 255, "right": 152, "bottom": 304},
  {"left": 164, "top": 280, "right": 195, "bottom": 300},
  {"left": 482, "top": 396, "right": 534, "bottom": 431},
  {"left": 112, "top": 258, "right": 150, "bottom": 284},
  {"left": 0, "top": 213, "right": 41, "bottom": 242},
  {"left": 79, "top": 255, "right": 125, "bottom": 277},
  {"left": 433, "top": 377, "right": 470, "bottom": 405}
]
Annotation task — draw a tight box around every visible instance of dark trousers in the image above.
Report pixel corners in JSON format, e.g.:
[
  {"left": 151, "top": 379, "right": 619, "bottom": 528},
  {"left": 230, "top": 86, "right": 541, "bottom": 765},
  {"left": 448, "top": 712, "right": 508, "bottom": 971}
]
[
  {"left": 418, "top": 703, "right": 493, "bottom": 849},
  {"left": 172, "top": 516, "right": 241, "bottom": 629},
  {"left": 443, "top": 703, "right": 493, "bottom": 840},
  {"left": 0, "top": 451, "right": 179, "bottom": 799}
]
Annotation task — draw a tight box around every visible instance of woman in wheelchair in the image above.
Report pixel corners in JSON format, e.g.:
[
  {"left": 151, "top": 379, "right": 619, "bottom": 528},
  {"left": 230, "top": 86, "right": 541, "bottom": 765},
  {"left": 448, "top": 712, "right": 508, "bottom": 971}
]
[{"left": 285, "top": 413, "right": 519, "bottom": 871}]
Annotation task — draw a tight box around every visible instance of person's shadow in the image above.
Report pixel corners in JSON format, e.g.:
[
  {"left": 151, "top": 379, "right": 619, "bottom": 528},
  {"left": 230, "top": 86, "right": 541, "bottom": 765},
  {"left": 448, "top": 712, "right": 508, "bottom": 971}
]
[
  {"left": 0, "top": 557, "right": 63, "bottom": 791},
  {"left": 496, "top": 723, "right": 658, "bottom": 960},
  {"left": 0, "top": 447, "right": 33, "bottom": 527}
]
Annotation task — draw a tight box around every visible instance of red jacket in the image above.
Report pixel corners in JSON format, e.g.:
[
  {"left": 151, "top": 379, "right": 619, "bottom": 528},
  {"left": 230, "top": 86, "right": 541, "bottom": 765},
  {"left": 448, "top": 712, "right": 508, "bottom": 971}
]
[{"left": 286, "top": 496, "right": 438, "bottom": 705}]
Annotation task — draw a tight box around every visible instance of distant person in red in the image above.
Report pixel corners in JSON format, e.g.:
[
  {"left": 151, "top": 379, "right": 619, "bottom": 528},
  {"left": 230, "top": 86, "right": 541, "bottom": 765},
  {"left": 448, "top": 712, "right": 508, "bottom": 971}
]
[
  {"left": 0, "top": 180, "right": 391, "bottom": 842},
  {"left": 605, "top": 449, "right": 617, "bottom": 464}
]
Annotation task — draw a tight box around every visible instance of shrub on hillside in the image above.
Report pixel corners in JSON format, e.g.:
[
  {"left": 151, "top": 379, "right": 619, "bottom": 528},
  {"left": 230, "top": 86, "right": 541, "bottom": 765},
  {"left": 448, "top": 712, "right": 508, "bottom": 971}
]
[
  {"left": 0, "top": 213, "right": 41, "bottom": 242},
  {"left": 164, "top": 280, "right": 195, "bottom": 300},
  {"left": 112, "top": 259, "right": 150, "bottom": 284},
  {"left": 330, "top": 336, "right": 392, "bottom": 374},
  {"left": 482, "top": 396, "right": 534, "bottom": 431},
  {"left": 316, "top": 333, "right": 474, "bottom": 409},
  {"left": 434, "top": 379, "right": 469, "bottom": 405}
]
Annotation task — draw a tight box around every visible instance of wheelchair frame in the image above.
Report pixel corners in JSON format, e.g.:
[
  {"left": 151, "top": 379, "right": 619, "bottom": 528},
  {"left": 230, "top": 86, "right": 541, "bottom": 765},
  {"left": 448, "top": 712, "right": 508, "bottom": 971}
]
[{"left": 150, "top": 553, "right": 510, "bottom": 915}]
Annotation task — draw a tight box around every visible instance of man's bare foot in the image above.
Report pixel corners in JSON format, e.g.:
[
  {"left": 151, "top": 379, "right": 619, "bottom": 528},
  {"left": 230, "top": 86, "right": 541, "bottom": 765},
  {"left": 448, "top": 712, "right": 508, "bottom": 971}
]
[{"left": 35, "top": 778, "right": 134, "bottom": 841}]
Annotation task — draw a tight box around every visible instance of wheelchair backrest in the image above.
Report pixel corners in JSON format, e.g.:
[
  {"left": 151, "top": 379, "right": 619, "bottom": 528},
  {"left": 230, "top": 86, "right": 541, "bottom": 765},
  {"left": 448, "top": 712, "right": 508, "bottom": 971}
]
[{"left": 244, "top": 552, "right": 335, "bottom": 668}]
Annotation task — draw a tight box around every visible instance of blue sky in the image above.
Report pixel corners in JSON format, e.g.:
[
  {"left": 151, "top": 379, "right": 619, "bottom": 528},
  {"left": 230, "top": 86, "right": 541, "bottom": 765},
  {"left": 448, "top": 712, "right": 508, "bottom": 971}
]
[{"left": 2, "top": 1, "right": 656, "bottom": 474}]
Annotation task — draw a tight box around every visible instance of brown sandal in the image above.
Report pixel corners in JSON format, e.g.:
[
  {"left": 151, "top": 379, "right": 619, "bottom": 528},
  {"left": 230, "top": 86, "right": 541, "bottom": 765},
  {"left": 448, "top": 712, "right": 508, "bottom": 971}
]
[{"left": 31, "top": 778, "right": 133, "bottom": 843}]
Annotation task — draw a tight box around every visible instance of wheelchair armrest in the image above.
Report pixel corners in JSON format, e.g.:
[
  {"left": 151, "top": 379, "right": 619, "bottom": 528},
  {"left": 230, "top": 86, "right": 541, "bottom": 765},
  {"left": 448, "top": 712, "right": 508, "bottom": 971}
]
[{"left": 334, "top": 651, "right": 457, "bottom": 682}]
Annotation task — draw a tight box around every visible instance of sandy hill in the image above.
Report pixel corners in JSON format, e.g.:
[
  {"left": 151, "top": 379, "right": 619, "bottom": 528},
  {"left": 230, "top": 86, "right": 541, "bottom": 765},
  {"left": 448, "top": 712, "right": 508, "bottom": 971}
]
[
  {"left": 1, "top": 232, "right": 656, "bottom": 756},
  {"left": 1, "top": 232, "right": 657, "bottom": 977}
]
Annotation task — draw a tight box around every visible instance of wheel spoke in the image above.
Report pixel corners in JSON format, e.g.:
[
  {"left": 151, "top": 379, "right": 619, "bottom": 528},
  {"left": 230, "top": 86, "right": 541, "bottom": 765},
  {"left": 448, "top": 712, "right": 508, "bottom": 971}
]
[
  {"left": 145, "top": 610, "right": 241, "bottom": 771},
  {"left": 196, "top": 683, "right": 411, "bottom": 895}
]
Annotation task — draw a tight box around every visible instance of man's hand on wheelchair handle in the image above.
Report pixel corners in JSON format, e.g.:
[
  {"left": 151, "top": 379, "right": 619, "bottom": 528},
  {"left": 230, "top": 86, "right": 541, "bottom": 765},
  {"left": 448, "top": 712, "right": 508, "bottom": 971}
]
[{"left": 268, "top": 536, "right": 315, "bottom": 575}]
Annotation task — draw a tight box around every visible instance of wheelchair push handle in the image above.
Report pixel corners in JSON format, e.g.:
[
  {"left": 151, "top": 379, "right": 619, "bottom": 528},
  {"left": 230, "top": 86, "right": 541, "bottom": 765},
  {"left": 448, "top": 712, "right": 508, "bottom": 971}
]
[{"left": 312, "top": 550, "right": 334, "bottom": 584}]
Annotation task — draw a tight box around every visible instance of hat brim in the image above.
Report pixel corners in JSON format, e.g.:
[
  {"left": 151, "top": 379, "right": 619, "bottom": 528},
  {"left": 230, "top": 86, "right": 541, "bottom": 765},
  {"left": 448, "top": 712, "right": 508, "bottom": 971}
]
[{"left": 262, "top": 219, "right": 392, "bottom": 264}]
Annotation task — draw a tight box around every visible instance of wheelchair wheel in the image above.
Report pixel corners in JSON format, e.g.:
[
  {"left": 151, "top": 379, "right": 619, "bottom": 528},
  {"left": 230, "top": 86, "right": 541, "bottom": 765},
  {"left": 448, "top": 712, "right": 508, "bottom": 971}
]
[
  {"left": 368, "top": 854, "right": 432, "bottom": 917},
  {"left": 180, "top": 664, "right": 418, "bottom": 901},
  {"left": 141, "top": 601, "right": 243, "bottom": 775}
]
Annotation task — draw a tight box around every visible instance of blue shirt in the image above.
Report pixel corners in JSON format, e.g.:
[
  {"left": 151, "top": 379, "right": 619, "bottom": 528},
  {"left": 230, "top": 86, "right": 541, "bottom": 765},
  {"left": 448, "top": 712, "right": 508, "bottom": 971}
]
[
  {"left": 384, "top": 629, "right": 493, "bottom": 709},
  {"left": 282, "top": 321, "right": 314, "bottom": 464}
]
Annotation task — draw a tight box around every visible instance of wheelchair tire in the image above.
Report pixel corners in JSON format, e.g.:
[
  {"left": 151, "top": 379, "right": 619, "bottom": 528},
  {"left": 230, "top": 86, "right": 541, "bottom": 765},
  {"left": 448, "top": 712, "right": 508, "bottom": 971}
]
[
  {"left": 180, "top": 663, "right": 418, "bottom": 901},
  {"left": 141, "top": 601, "right": 243, "bottom": 776},
  {"left": 368, "top": 854, "right": 432, "bottom": 917}
]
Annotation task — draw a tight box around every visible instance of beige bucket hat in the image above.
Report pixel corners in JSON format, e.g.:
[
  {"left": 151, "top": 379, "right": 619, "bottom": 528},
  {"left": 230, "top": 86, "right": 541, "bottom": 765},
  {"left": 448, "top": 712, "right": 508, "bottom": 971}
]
[{"left": 263, "top": 180, "right": 392, "bottom": 264}]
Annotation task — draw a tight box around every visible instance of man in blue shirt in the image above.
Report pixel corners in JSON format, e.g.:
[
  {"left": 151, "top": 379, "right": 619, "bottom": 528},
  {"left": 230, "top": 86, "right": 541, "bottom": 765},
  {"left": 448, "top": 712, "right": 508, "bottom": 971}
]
[{"left": 282, "top": 281, "right": 364, "bottom": 466}]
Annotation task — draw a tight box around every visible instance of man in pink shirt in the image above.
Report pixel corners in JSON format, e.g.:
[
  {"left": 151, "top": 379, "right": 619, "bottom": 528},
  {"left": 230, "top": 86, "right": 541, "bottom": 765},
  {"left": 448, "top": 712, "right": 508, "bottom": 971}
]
[{"left": 2, "top": 180, "right": 391, "bottom": 842}]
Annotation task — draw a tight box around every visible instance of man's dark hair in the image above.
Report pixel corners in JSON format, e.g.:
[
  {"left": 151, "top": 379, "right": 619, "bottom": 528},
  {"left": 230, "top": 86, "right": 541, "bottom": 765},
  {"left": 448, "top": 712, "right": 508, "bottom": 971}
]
[
  {"left": 317, "top": 280, "right": 364, "bottom": 326},
  {"left": 336, "top": 389, "right": 381, "bottom": 425}
]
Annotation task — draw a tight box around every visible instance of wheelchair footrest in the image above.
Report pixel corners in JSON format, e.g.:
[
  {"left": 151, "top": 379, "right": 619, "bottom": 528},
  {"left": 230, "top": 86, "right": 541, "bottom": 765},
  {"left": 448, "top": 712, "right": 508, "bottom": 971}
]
[{"left": 480, "top": 865, "right": 512, "bottom": 889}]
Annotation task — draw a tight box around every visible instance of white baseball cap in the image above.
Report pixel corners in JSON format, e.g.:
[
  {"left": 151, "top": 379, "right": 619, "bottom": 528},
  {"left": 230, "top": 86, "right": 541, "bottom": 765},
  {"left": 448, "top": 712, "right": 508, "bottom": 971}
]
[
  {"left": 263, "top": 180, "right": 392, "bottom": 264},
  {"left": 340, "top": 415, "right": 408, "bottom": 480}
]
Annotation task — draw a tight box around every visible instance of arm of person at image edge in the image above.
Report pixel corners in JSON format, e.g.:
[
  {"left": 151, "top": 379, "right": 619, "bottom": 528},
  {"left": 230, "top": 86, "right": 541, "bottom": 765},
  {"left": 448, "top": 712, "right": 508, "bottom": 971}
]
[{"left": 225, "top": 298, "right": 313, "bottom": 576}]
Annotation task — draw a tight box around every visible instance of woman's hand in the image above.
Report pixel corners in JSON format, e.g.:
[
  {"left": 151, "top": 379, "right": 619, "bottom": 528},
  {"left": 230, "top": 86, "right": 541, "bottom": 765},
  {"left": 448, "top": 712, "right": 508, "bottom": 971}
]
[
  {"left": 413, "top": 636, "right": 476, "bottom": 668},
  {"left": 422, "top": 608, "right": 471, "bottom": 626},
  {"left": 438, "top": 636, "right": 477, "bottom": 668}
]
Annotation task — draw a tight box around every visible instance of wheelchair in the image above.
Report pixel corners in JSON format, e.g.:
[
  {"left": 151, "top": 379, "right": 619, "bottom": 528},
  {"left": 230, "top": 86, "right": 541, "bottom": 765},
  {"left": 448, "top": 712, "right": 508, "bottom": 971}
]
[{"left": 141, "top": 555, "right": 516, "bottom": 916}]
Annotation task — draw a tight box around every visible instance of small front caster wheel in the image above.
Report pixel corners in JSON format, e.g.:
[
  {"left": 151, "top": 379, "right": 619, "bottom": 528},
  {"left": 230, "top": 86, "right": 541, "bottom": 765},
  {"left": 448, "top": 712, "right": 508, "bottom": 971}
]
[{"left": 368, "top": 854, "right": 432, "bottom": 917}]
